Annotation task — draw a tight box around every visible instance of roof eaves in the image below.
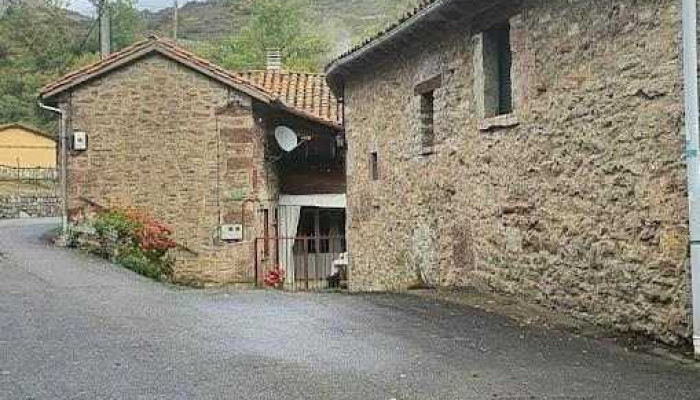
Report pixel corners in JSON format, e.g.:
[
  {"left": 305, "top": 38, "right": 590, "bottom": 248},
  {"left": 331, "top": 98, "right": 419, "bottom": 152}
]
[
  {"left": 0, "top": 123, "right": 56, "bottom": 141},
  {"left": 39, "top": 41, "right": 157, "bottom": 99},
  {"left": 153, "top": 42, "right": 274, "bottom": 104},
  {"left": 271, "top": 99, "right": 342, "bottom": 131},
  {"left": 39, "top": 37, "right": 275, "bottom": 105},
  {"left": 326, "top": 0, "right": 445, "bottom": 80},
  {"left": 38, "top": 38, "right": 341, "bottom": 127}
]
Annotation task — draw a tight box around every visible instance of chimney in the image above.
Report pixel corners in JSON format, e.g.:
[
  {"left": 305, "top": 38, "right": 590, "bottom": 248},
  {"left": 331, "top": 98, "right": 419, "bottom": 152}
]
[{"left": 266, "top": 49, "right": 282, "bottom": 71}]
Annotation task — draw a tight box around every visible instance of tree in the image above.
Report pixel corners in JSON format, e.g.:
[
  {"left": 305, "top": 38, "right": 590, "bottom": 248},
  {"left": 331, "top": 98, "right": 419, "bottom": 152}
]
[
  {"left": 202, "top": 0, "right": 330, "bottom": 72},
  {"left": 0, "top": 0, "right": 85, "bottom": 128},
  {"left": 0, "top": 0, "right": 143, "bottom": 129}
]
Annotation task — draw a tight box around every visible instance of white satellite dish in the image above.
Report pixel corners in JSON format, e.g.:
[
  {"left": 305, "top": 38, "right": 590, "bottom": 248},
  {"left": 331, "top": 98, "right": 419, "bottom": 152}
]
[{"left": 275, "top": 126, "right": 299, "bottom": 152}]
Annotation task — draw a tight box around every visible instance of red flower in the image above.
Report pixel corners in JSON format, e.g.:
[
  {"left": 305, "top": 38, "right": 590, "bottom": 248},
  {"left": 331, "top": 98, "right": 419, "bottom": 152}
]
[
  {"left": 123, "top": 210, "right": 177, "bottom": 253},
  {"left": 264, "top": 267, "right": 286, "bottom": 287}
]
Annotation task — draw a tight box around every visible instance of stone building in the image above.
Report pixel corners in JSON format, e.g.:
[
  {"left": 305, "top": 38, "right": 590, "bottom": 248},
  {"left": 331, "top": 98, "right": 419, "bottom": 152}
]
[
  {"left": 326, "top": 0, "right": 694, "bottom": 345},
  {"left": 40, "top": 36, "right": 345, "bottom": 287}
]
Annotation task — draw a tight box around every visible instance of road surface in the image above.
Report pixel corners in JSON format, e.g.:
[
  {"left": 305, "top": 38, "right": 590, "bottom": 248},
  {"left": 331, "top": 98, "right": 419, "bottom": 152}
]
[{"left": 1, "top": 218, "right": 699, "bottom": 399}]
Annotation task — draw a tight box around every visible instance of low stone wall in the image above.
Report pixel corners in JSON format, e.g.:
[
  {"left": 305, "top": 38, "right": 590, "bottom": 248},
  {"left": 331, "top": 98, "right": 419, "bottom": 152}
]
[{"left": 0, "top": 195, "right": 61, "bottom": 219}]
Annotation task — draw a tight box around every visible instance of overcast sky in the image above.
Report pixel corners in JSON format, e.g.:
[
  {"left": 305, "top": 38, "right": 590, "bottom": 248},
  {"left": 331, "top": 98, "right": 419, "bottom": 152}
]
[{"left": 69, "top": 0, "right": 182, "bottom": 16}]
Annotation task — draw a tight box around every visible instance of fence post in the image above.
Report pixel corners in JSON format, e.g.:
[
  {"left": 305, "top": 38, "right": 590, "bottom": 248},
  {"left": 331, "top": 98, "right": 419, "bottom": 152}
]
[{"left": 16, "top": 159, "right": 20, "bottom": 198}]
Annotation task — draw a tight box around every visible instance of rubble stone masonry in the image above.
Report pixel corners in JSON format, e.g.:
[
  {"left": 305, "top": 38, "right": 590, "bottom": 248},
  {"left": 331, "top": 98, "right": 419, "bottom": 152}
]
[
  {"left": 0, "top": 195, "right": 60, "bottom": 219},
  {"left": 343, "top": 0, "right": 691, "bottom": 344},
  {"left": 62, "top": 55, "right": 274, "bottom": 286}
]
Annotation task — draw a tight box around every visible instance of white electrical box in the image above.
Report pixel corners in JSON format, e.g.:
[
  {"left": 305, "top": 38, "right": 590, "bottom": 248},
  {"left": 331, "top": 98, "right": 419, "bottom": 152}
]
[
  {"left": 220, "top": 224, "right": 243, "bottom": 241},
  {"left": 73, "top": 131, "right": 88, "bottom": 151}
]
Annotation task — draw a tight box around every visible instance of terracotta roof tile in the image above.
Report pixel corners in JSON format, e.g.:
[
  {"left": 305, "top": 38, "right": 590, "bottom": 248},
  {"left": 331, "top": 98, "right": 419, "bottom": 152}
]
[
  {"left": 236, "top": 70, "right": 342, "bottom": 127},
  {"left": 40, "top": 36, "right": 341, "bottom": 129}
]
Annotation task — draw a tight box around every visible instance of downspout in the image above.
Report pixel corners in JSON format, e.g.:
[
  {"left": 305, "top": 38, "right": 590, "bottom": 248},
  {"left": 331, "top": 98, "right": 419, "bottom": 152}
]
[
  {"left": 38, "top": 101, "right": 68, "bottom": 237},
  {"left": 681, "top": 0, "right": 700, "bottom": 359}
]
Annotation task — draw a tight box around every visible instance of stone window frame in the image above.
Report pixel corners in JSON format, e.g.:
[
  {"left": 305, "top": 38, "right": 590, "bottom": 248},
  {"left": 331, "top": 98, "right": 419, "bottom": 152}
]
[
  {"left": 473, "top": 16, "right": 520, "bottom": 131},
  {"left": 414, "top": 74, "right": 442, "bottom": 155}
]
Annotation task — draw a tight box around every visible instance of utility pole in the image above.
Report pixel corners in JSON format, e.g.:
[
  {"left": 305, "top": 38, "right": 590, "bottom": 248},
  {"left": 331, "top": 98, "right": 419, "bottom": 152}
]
[
  {"left": 173, "top": 0, "right": 179, "bottom": 40},
  {"left": 99, "top": 0, "right": 111, "bottom": 59}
]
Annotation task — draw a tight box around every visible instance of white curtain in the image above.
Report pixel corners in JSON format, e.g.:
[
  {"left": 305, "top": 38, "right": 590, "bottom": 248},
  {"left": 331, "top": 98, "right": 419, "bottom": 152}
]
[
  {"left": 277, "top": 205, "right": 301, "bottom": 284},
  {"left": 278, "top": 194, "right": 346, "bottom": 208}
]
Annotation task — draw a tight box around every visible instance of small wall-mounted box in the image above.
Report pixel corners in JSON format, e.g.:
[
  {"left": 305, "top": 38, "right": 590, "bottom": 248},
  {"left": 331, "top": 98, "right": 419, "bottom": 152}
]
[
  {"left": 73, "top": 131, "right": 88, "bottom": 151},
  {"left": 220, "top": 224, "right": 243, "bottom": 241}
]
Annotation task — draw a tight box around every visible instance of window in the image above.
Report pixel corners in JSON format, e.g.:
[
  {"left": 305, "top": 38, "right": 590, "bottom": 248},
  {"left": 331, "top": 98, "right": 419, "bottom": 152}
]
[
  {"left": 370, "top": 151, "right": 379, "bottom": 181},
  {"left": 420, "top": 91, "right": 435, "bottom": 150},
  {"left": 481, "top": 22, "right": 513, "bottom": 117},
  {"left": 262, "top": 208, "right": 270, "bottom": 258},
  {"left": 414, "top": 74, "right": 441, "bottom": 153}
]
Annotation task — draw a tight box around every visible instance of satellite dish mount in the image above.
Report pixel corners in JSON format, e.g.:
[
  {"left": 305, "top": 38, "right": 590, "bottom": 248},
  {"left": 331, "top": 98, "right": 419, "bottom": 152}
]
[{"left": 275, "top": 126, "right": 309, "bottom": 153}]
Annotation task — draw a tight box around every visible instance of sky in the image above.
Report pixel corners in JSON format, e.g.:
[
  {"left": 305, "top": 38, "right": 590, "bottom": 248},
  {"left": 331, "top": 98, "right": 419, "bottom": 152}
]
[{"left": 68, "top": 0, "right": 184, "bottom": 16}]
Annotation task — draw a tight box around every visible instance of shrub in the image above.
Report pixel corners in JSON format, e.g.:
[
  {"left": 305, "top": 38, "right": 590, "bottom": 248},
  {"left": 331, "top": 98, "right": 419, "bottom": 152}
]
[
  {"left": 93, "top": 211, "right": 140, "bottom": 241},
  {"left": 116, "top": 249, "right": 162, "bottom": 280},
  {"left": 88, "top": 209, "right": 177, "bottom": 281},
  {"left": 127, "top": 210, "right": 177, "bottom": 257}
]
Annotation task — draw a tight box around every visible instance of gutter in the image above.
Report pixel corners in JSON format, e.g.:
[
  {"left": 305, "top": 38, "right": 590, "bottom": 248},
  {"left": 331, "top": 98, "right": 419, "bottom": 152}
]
[
  {"left": 681, "top": 0, "right": 700, "bottom": 359},
  {"left": 37, "top": 101, "right": 68, "bottom": 237}
]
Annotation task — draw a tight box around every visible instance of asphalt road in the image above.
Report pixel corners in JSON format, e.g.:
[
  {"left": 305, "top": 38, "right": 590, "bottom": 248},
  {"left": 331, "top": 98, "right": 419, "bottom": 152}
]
[{"left": 1, "top": 219, "right": 699, "bottom": 400}]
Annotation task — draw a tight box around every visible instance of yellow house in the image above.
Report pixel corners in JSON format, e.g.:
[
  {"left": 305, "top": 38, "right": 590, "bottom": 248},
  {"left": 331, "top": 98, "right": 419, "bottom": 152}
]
[{"left": 0, "top": 123, "right": 56, "bottom": 168}]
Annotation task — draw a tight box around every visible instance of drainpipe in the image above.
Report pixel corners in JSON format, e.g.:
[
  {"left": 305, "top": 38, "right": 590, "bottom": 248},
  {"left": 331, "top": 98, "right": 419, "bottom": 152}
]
[
  {"left": 38, "top": 101, "right": 68, "bottom": 237},
  {"left": 681, "top": 0, "right": 700, "bottom": 359}
]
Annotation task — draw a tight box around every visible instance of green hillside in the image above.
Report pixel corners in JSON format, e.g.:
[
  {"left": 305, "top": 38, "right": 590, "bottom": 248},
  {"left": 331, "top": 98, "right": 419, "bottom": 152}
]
[
  {"left": 0, "top": 0, "right": 417, "bottom": 130},
  {"left": 143, "top": 0, "right": 417, "bottom": 54}
]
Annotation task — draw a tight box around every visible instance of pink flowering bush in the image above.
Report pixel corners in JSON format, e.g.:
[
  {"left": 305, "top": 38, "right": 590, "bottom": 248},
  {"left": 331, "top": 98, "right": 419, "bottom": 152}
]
[{"left": 91, "top": 208, "right": 177, "bottom": 281}]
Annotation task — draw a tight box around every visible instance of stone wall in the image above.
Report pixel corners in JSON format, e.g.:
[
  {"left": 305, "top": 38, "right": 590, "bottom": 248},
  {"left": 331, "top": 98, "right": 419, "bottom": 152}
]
[
  {"left": 62, "top": 55, "right": 276, "bottom": 286},
  {"left": 0, "top": 195, "right": 60, "bottom": 219},
  {"left": 343, "top": 0, "right": 691, "bottom": 344}
]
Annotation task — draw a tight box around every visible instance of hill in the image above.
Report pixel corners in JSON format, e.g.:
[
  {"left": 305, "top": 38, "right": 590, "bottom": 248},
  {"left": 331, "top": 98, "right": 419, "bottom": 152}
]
[{"left": 141, "top": 0, "right": 417, "bottom": 55}]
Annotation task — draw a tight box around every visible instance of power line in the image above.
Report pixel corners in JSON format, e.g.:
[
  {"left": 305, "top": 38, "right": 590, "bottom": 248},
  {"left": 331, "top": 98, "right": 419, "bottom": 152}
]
[
  {"left": 60, "top": 17, "right": 98, "bottom": 71},
  {"left": 62, "top": 0, "right": 103, "bottom": 70}
]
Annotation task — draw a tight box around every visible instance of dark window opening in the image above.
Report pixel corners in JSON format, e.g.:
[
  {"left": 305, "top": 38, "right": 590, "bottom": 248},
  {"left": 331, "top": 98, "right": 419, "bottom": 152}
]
[
  {"left": 262, "top": 209, "right": 270, "bottom": 258},
  {"left": 484, "top": 23, "right": 513, "bottom": 116},
  {"left": 420, "top": 91, "right": 435, "bottom": 150},
  {"left": 370, "top": 151, "right": 379, "bottom": 181}
]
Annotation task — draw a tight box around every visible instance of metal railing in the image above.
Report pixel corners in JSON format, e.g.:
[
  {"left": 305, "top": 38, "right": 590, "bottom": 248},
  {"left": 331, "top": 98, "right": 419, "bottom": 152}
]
[
  {"left": 0, "top": 164, "right": 58, "bottom": 182},
  {"left": 0, "top": 164, "right": 58, "bottom": 197},
  {"left": 254, "top": 236, "right": 347, "bottom": 291}
]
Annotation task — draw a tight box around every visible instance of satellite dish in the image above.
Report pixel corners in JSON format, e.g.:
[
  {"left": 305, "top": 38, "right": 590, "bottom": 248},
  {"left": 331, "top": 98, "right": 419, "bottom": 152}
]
[{"left": 275, "top": 126, "right": 299, "bottom": 152}]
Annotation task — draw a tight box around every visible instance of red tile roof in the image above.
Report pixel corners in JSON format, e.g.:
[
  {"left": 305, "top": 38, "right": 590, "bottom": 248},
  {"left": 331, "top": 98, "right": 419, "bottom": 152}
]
[
  {"left": 40, "top": 36, "right": 341, "bottom": 129},
  {"left": 236, "top": 70, "right": 342, "bottom": 127}
]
